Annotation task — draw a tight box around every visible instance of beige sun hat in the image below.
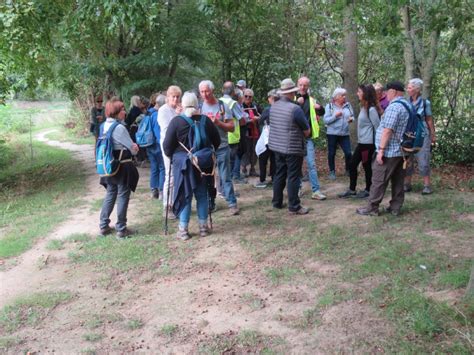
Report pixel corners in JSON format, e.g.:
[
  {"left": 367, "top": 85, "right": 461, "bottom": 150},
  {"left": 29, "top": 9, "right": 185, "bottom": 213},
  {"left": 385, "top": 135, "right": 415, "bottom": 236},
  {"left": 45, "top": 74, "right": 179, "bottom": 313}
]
[{"left": 278, "top": 78, "right": 299, "bottom": 94}]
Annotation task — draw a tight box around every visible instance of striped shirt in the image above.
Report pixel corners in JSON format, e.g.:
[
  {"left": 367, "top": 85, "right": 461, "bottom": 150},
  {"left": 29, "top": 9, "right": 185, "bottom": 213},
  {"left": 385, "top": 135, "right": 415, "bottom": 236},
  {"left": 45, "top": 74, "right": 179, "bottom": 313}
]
[{"left": 375, "top": 97, "right": 410, "bottom": 157}]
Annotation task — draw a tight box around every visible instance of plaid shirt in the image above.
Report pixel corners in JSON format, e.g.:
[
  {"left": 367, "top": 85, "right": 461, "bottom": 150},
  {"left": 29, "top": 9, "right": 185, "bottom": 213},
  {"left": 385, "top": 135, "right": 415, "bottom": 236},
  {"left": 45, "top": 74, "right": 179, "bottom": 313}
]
[{"left": 375, "top": 97, "right": 410, "bottom": 157}]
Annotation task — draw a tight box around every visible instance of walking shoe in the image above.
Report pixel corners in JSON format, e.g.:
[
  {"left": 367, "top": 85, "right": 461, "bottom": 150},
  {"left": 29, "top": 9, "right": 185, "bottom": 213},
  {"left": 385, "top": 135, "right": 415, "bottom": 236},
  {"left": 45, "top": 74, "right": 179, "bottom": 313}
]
[
  {"left": 328, "top": 171, "right": 336, "bottom": 180},
  {"left": 158, "top": 191, "right": 163, "bottom": 200},
  {"left": 311, "top": 190, "right": 327, "bottom": 200},
  {"left": 151, "top": 188, "right": 160, "bottom": 199},
  {"left": 255, "top": 181, "right": 268, "bottom": 189},
  {"left": 384, "top": 206, "right": 400, "bottom": 216},
  {"left": 355, "top": 190, "right": 370, "bottom": 199},
  {"left": 356, "top": 206, "right": 379, "bottom": 216},
  {"left": 233, "top": 177, "right": 248, "bottom": 184},
  {"left": 288, "top": 206, "right": 310, "bottom": 215},
  {"left": 116, "top": 228, "right": 133, "bottom": 239},
  {"left": 273, "top": 203, "right": 286, "bottom": 209},
  {"left": 99, "top": 225, "right": 112, "bottom": 237},
  {"left": 338, "top": 189, "right": 356, "bottom": 198},
  {"left": 421, "top": 186, "right": 433, "bottom": 195},
  {"left": 199, "top": 224, "right": 210, "bottom": 238},
  {"left": 404, "top": 184, "right": 412, "bottom": 192},
  {"left": 229, "top": 206, "right": 240, "bottom": 216},
  {"left": 217, "top": 191, "right": 225, "bottom": 199},
  {"left": 176, "top": 227, "right": 191, "bottom": 241}
]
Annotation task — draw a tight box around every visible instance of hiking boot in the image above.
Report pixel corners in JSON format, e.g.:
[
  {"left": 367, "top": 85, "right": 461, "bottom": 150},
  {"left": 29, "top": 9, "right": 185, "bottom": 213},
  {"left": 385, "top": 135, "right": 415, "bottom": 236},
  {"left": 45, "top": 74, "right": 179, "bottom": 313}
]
[
  {"left": 355, "top": 190, "right": 370, "bottom": 199},
  {"left": 338, "top": 189, "right": 356, "bottom": 198},
  {"left": 288, "top": 206, "right": 310, "bottom": 215},
  {"left": 116, "top": 228, "right": 133, "bottom": 239},
  {"left": 176, "top": 227, "right": 191, "bottom": 241},
  {"left": 311, "top": 190, "right": 327, "bottom": 200},
  {"left": 229, "top": 206, "right": 240, "bottom": 216},
  {"left": 356, "top": 206, "right": 379, "bottom": 216},
  {"left": 255, "top": 181, "right": 268, "bottom": 189},
  {"left": 99, "top": 225, "right": 112, "bottom": 237},
  {"left": 328, "top": 171, "right": 336, "bottom": 180},
  {"left": 199, "top": 224, "right": 210, "bottom": 238},
  {"left": 404, "top": 184, "right": 412, "bottom": 192},
  {"left": 384, "top": 206, "right": 400, "bottom": 216},
  {"left": 421, "top": 186, "right": 433, "bottom": 195}
]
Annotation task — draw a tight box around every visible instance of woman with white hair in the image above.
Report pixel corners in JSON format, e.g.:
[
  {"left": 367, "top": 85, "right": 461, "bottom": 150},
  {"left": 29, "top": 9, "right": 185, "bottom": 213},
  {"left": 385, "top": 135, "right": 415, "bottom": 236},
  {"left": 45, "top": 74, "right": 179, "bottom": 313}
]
[
  {"left": 323, "top": 88, "right": 354, "bottom": 180},
  {"left": 163, "top": 92, "right": 220, "bottom": 240},
  {"left": 404, "top": 78, "right": 436, "bottom": 194},
  {"left": 158, "top": 85, "right": 183, "bottom": 217}
]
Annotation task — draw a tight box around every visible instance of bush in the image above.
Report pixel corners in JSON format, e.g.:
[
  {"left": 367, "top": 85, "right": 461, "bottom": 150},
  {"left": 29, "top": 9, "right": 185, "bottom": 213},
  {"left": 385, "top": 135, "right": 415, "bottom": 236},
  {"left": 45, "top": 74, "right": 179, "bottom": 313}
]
[{"left": 433, "top": 117, "right": 474, "bottom": 166}]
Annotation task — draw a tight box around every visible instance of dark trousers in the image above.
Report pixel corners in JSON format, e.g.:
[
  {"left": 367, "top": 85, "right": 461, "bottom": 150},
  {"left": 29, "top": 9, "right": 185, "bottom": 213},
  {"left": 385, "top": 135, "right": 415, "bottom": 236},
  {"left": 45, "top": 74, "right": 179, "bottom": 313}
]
[
  {"left": 327, "top": 134, "right": 352, "bottom": 172},
  {"left": 368, "top": 156, "right": 405, "bottom": 211},
  {"left": 259, "top": 148, "right": 275, "bottom": 183},
  {"left": 242, "top": 136, "right": 258, "bottom": 173},
  {"left": 349, "top": 144, "right": 375, "bottom": 191},
  {"left": 272, "top": 152, "right": 303, "bottom": 212}
]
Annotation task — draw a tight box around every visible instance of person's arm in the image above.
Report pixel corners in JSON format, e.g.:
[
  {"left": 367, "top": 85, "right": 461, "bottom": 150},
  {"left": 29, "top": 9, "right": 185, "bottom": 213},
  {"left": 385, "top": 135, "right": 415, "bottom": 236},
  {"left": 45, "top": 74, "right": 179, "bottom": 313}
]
[
  {"left": 376, "top": 128, "right": 393, "bottom": 165},
  {"left": 315, "top": 104, "right": 325, "bottom": 116},
  {"left": 323, "top": 104, "right": 341, "bottom": 125},
  {"left": 294, "top": 107, "right": 311, "bottom": 137},
  {"left": 369, "top": 107, "right": 381, "bottom": 130},
  {"left": 114, "top": 125, "right": 139, "bottom": 155},
  {"left": 424, "top": 100, "right": 436, "bottom": 143},
  {"left": 162, "top": 118, "right": 179, "bottom": 157}
]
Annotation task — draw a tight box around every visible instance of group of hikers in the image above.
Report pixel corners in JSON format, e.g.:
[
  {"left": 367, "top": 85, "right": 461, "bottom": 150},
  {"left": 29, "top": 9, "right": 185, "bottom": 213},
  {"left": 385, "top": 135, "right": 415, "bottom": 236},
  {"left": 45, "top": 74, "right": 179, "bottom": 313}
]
[{"left": 91, "top": 76, "right": 436, "bottom": 240}]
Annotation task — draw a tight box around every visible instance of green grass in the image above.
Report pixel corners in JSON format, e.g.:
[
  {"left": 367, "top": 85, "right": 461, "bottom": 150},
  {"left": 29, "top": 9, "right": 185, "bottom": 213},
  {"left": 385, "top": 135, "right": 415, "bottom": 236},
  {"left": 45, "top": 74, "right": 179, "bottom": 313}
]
[
  {"left": 126, "top": 318, "right": 144, "bottom": 330},
  {"left": 46, "top": 239, "right": 65, "bottom": 251},
  {"left": 45, "top": 129, "right": 94, "bottom": 145},
  {"left": 160, "top": 324, "right": 179, "bottom": 338},
  {"left": 0, "top": 336, "right": 22, "bottom": 351},
  {"left": 83, "top": 333, "right": 103, "bottom": 342},
  {"left": 0, "top": 291, "right": 73, "bottom": 333},
  {"left": 265, "top": 266, "right": 302, "bottom": 285}
]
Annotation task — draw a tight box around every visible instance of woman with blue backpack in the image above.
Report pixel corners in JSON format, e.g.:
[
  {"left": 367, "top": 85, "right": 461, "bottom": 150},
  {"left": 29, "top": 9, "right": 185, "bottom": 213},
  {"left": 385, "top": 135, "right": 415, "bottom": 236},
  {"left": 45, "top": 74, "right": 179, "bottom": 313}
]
[
  {"left": 99, "top": 99, "right": 139, "bottom": 239},
  {"left": 163, "top": 92, "right": 221, "bottom": 241}
]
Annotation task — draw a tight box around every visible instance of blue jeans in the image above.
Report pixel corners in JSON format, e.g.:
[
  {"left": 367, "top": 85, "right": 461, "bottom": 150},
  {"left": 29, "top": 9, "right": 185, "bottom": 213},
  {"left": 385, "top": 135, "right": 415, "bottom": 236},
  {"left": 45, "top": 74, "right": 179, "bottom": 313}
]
[
  {"left": 100, "top": 183, "right": 131, "bottom": 232},
  {"left": 229, "top": 143, "right": 241, "bottom": 179},
  {"left": 327, "top": 134, "right": 352, "bottom": 172},
  {"left": 178, "top": 177, "right": 208, "bottom": 228},
  {"left": 306, "top": 139, "right": 321, "bottom": 192},
  {"left": 147, "top": 144, "right": 165, "bottom": 191},
  {"left": 216, "top": 146, "right": 237, "bottom": 207}
]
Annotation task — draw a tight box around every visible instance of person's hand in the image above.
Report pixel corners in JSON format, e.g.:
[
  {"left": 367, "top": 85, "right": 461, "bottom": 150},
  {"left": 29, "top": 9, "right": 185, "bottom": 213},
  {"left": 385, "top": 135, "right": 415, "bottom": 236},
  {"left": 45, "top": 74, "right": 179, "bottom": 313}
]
[
  {"left": 297, "top": 97, "right": 304, "bottom": 105},
  {"left": 131, "top": 143, "right": 139, "bottom": 154},
  {"left": 336, "top": 111, "right": 343, "bottom": 118},
  {"left": 97, "top": 115, "right": 103, "bottom": 123},
  {"left": 175, "top": 104, "right": 183, "bottom": 114},
  {"left": 376, "top": 150, "right": 384, "bottom": 165},
  {"left": 314, "top": 103, "right": 321, "bottom": 110}
]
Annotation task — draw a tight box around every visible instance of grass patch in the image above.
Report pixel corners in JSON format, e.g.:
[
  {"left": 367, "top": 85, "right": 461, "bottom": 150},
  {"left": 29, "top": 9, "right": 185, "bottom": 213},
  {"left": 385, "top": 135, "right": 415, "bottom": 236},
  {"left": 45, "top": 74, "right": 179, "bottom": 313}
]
[
  {"left": 0, "top": 291, "right": 73, "bottom": 333},
  {"left": 0, "top": 336, "right": 22, "bottom": 351},
  {"left": 66, "top": 233, "right": 92, "bottom": 243},
  {"left": 160, "top": 324, "right": 179, "bottom": 338},
  {"left": 45, "top": 129, "right": 94, "bottom": 145},
  {"left": 126, "top": 318, "right": 144, "bottom": 330},
  {"left": 242, "top": 293, "right": 265, "bottom": 311},
  {"left": 437, "top": 266, "right": 471, "bottom": 289},
  {"left": 82, "top": 333, "right": 103, "bottom": 342},
  {"left": 46, "top": 239, "right": 65, "bottom": 251},
  {"left": 265, "top": 266, "right": 302, "bottom": 285},
  {"left": 68, "top": 235, "right": 170, "bottom": 273},
  {"left": 89, "top": 198, "right": 103, "bottom": 212}
]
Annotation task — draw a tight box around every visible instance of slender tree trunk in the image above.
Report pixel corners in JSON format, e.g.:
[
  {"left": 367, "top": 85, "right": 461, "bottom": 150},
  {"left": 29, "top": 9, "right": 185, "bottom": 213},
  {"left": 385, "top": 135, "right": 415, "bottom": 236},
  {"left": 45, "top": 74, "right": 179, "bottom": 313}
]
[
  {"left": 421, "top": 30, "right": 440, "bottom": 99},
  {"left": 400, "top": 5, "right": 416, "bottom": 83},
  {"left": 342, "top": 0, "right": 359, "bottom": 148}
]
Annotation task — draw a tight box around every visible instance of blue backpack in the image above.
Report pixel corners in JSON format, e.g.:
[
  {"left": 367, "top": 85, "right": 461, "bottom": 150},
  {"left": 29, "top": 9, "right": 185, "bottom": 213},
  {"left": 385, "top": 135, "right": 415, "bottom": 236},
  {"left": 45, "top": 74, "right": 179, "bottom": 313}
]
[
  {"left": 135, "top": 114, "right": 155, "bottom": 147},
  {"left": 396, "top": 100, "right": 426, "bottom": 154},
  {"left": 178, "top": 115, "right": 215, "bottom": 176},
  {"left": 96, "top": 121, "right": 122, "bottom": 176}
]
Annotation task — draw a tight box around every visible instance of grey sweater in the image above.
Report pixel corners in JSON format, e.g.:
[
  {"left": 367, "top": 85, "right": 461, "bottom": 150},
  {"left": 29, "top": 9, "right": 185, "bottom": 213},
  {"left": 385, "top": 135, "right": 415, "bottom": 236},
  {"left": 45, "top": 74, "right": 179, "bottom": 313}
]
[
  {"left": 103, "top": 118, "right": 137, "bottom": 155},
  {"left": 357, "top": 106, "right": 380, "bottom": 144}
]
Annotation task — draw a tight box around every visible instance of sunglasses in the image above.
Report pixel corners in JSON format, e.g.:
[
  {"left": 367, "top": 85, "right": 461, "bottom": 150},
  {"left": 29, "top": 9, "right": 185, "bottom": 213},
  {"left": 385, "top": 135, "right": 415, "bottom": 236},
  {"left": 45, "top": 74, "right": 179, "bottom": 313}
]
[
  {"left": 244, "top": 95, "right": 253, "bottom": 98},
  {"left": 96, "top": 100, "right": 103, "bottom": 103}
]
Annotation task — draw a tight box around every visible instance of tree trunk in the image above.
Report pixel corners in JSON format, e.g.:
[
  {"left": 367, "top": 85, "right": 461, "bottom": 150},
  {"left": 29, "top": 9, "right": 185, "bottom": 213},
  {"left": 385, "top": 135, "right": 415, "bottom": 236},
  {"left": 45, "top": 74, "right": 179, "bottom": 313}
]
[
  {"left": 400, "top": 5, "right": 416, "bottom": 84},
  {"left": 342, "top": 0, "right": 359, "bottom": 148},
  {"left": 421, "top": 30, "right": 440, "bottom": 99}
]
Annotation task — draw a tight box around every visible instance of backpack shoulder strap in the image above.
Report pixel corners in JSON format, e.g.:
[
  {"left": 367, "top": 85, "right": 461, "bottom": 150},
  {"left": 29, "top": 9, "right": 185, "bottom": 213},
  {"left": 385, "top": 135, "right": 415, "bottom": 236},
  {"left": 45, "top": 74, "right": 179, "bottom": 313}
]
[
  {"left": 178, "top": 114, "right": 194, "bottom": 126},
  {"left": 106, "top": 121, "right": 120, "bottom": 138}
]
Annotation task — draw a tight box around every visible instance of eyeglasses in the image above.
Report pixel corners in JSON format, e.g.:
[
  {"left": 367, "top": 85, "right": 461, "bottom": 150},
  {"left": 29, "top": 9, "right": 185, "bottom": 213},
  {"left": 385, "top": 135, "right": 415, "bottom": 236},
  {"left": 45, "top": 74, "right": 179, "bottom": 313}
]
[
  {"left": 244, "top": 95, "right": 252, "bottom": 98},
  {"left": 96, "top": 100, "right": 103, "bottom": 103}
]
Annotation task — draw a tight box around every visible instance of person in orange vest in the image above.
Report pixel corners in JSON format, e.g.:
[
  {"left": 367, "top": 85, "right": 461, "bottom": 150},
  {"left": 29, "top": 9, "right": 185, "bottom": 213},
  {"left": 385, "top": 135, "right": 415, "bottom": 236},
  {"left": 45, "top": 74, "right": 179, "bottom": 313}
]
[{"left": 295, "top": 76, "right": 327, "bottom": 200}]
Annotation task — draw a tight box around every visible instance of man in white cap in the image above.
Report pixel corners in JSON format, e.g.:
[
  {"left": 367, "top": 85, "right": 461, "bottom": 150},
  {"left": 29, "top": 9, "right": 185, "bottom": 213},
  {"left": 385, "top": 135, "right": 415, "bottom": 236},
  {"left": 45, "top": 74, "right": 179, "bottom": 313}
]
[
  {"left": 268, "top": 78, "right": 311, "bottom": 215},
  {"left": 236, "top": 80, "right": 246, "bottom": 90}
]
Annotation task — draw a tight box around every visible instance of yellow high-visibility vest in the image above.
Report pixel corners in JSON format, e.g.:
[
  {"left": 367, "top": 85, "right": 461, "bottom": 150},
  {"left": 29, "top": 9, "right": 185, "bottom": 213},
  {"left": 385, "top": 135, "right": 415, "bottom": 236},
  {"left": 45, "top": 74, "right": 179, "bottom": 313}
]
[
  {"left": 220, "top": 97, "right": 240, "bottom": 144},
  {"left": 309, "top": 96, "right": 320, "bottom": 140}
]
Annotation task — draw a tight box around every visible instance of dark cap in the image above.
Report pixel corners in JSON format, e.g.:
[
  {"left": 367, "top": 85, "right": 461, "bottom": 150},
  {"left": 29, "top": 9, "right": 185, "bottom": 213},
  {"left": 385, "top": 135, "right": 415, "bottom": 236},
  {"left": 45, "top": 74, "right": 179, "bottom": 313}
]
[{"left": 385, "top": 81, "right": 405, "bottom": 92}]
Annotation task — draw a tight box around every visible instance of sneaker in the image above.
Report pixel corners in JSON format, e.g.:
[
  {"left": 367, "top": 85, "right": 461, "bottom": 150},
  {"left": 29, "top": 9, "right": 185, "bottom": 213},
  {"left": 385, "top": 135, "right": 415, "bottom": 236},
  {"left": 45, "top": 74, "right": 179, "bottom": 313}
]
[
  {"left": 229, "top": 206, "right": 240, "bottom": 216},
  {"left": 99, "top": 225, "right": 112, "bottom": 237},
  {"left": 255, "top": 182, "right": 268, "bottom": 189},
  {"left": 355, "top": 190, "right": 370, "bottom": 199},
  {"left": 217, "top": 191, "right": 225, "bottom": 199},
  {"left": 356, "top": 206, "right": 379, "bottom": 216},
  {"left": 176, "top": 227, "right": 191, "bottom": 241},
  {"left": 288, "top": 206, "right": 310, "bottom": 215},
  {"left": 384, "top": 206, "right": 400, "bottom": 216},
  {"left": 404, "top": 184, "right": 412, "bottom": 193},
  {"left": 116, "top": 228, "right": 133, "bottom": 239},
  {"left": 199, "top": 224, "right": 210, "bottom": 238},
  {"left": 338, "top": 189, "right": 356, "bottom": 198},
  {"left": 421, "top": 186, "right": 433, "bottom": 195},
  {"left": 329, "top": 171, "right": 336, "bottom": 180},
  {"left": 311, "top": 190, "right": 327, "bottom": 200}
]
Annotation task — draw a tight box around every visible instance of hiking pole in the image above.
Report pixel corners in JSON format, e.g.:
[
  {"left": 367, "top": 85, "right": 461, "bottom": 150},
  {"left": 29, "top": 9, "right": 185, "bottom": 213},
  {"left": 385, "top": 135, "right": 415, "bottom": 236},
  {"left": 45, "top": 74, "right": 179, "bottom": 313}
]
[{"left": 164, "top": 158, "right": 172, "bottom": 235}]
